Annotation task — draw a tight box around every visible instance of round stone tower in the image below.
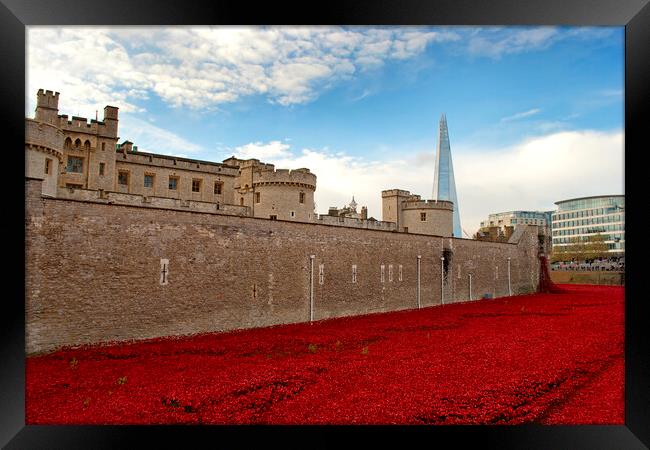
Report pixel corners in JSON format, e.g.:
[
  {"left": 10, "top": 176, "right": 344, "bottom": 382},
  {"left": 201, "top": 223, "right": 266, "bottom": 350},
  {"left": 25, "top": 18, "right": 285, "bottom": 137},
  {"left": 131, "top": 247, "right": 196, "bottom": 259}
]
[
  {"left": 234, "top": 160, "right": 317, "bottom": 222},
  {"left": 401, "top": 198, "right": 454, "bottom": 237},
  {"left": 26, "top": 90, "right": 64, "bottom": 196}
]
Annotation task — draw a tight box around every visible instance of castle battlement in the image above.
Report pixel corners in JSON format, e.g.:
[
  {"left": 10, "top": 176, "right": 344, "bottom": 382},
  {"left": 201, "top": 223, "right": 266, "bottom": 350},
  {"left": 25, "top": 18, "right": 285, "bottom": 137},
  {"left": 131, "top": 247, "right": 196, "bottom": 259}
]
[
  {"left": 58, "top": 115, "right": 117, "bottom": 138},
  {"left": 382, "top": 189, "right": 412, "bottom": 197},
  {"left": 253, "top": 167, "right": 317, "bottom": 189},
  {"left": 402, "top": 199, "right": 454, "bottom": 210},
  {"left": 25, "top": 118, "right": 65, "bottom": 162},
  {"left": 120, "top": 150, "right": 240, "bottom": 176},
  {"left": 36, "top": 89, "right": 60, "bottom": 109}
]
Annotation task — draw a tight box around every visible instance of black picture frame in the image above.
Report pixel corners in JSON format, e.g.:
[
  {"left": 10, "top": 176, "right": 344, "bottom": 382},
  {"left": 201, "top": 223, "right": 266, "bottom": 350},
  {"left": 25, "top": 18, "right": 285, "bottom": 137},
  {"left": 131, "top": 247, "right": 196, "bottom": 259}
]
[{"left": 2, "top": 0, "right": 648, "bottom": 448}]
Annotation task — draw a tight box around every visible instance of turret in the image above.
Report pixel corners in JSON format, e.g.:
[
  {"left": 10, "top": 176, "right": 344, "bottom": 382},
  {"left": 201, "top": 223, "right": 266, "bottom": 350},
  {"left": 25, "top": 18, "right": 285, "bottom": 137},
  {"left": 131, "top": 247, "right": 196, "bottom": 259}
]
[
  {"left": 361, "top": 206, "right": 368, "bottom": 220},
  {"left": 35, "top": 89, "right": 60, "bottom": 125},
  {"left": 103, "top": 105, "right": 119, "bottom": 137}
]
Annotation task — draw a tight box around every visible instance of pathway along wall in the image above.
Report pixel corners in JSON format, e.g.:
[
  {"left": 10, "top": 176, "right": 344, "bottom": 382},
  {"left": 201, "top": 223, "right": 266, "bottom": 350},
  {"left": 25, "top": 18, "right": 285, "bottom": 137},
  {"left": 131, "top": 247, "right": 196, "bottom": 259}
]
[{"left": 25, "top": 178, "right": 540, "bottom": 354}]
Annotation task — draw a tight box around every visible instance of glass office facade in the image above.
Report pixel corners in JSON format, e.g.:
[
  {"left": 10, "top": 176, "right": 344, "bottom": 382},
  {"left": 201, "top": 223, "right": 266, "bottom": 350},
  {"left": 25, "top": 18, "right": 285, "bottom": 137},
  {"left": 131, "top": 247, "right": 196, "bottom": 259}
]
[
  {"left": 551, "top": 195, "right": 625, "bottom": 254},
  {"left": 432, "top": 114, "right": 462, "bottom": 237}
]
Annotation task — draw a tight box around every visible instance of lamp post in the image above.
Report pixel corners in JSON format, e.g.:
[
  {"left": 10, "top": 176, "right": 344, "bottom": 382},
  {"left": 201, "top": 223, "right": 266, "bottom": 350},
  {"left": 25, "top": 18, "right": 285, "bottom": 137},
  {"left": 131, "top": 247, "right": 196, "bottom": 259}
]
[
  {"left": 507, "top": 257, "right": 512, "bottom": 296},
  {"left": 440, "top": 256, "right": 445, "bottom": 305},
  {"left": 417, "top": 255, "right": 421, "bottom": 309},
  {"left": 468, "top": 273, "right": 472, "bottom": 301},
  {"left": 309, "top": 255, "right": 315, "bottom": 322}
]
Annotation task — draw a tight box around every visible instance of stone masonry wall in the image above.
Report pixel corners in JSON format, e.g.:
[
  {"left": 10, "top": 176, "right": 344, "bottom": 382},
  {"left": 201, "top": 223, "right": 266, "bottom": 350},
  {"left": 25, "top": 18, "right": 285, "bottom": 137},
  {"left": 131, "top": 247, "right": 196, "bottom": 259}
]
[{"left": 25, "top": 178, "right": 540, "bottom": 354}]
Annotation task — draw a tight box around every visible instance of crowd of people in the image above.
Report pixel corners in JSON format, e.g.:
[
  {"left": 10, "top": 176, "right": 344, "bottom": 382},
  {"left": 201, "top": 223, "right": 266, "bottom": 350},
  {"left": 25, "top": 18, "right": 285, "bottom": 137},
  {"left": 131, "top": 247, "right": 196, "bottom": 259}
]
[{"left": 551, "top": 257, "right": 624, "bottom": 272}]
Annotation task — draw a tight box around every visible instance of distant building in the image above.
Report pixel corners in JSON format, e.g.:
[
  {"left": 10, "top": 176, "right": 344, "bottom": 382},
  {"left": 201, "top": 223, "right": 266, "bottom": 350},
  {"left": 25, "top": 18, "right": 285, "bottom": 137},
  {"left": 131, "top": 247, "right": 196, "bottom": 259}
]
[
  {"left": 325, "top": 196, "right": 368, "bottom": 220},
  {"left": 551, "top": 195, "right": 625, "bottom": 256},
  {"left": 477, "top": 210, "right": 552, "bottom": 242}
]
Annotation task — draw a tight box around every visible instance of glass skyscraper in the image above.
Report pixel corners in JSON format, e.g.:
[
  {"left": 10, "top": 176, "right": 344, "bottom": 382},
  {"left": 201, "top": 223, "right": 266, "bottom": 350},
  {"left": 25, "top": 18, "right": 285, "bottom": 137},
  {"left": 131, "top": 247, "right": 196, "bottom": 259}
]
[{"left": 433, "top": 114, "right": 462, "bottom": 237}]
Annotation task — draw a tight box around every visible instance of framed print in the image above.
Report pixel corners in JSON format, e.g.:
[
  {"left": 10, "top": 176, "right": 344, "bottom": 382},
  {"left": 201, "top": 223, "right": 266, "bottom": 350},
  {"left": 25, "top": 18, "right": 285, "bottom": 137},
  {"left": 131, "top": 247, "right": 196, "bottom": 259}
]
[{"left": 2, "top": 0, "right": 649, "bottom": 448}]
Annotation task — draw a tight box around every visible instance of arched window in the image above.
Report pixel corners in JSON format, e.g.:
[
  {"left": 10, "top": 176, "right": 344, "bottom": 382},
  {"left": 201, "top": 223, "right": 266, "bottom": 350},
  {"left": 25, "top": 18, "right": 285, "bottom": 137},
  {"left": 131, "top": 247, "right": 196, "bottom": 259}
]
[
  {"left": 84, "top": 140, "right": 91, "bottom": 151},
  {"left": 64, "top": 137, "right": 72, "bottom": 149},
  {"left": 74, "top": 138, "right": 81, "bottom": 149}
]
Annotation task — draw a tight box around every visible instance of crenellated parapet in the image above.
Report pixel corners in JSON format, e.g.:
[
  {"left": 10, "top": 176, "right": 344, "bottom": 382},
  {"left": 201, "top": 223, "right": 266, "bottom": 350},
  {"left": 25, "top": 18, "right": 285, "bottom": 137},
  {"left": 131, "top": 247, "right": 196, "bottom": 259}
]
[
  {"left": 253, "top": 167, "right": 317, "bottom": 190},
  {"left": 25, "top": 118, "right": 64, "bottom": 162},
  {"left": 119, "top": 149, "right": 240, "bottom": 176},
  {"left": 382, "top": 189, "right": 411, "bottom": 198},
  {"left": 402, "top": 199, "right": 454, "bottom": 211},
  {"left": 58, "top": 114, "right": 117, "bottom": 139}
]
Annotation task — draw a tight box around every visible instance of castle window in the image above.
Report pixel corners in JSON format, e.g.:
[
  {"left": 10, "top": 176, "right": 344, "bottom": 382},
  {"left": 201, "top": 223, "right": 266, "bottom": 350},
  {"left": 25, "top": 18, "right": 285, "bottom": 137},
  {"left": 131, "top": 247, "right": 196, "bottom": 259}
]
[
  {"left": 388, "top": 264, "right": 394, "bottom": 282},
  {"left": 214, "top": 181, "right": 223, "bottom": 195},
  {"left": 352, "top": 265, "right": 357, "bottom": 283},
  {"left": 144, "top": 174, "right": 155, "bottom": 188},
  {"left": 66, "top": 183, "right": 82, "bottom": 189},
  {"left": 420, "top": 212, "right": 427, "bottom": 221},
  {"left": 118, "top": 171, "right": 129, "bottom": 186},
  {"left": 101, "top": 142, "right": 105, "bottom": 151},
  {"left": 64, "top": 137, "right": 72, "bottom": 149},
  {"left": 255, "top": 192, "right": 261, "bottom": 203},
  {"left": 319, "top": 264, "right": 324, "bottom": 285},
  {"left": 84, "top": 140, "right": 91, "bottom": 151},
  {"left": 240, "top": 197, "right": 245, "bottom": 206},
  {"left": 66, "top": 156, "right": 83, "bottom": 173},
  {"left": 168, "top": 176, "right": 178, "bottom": 190},
  {"left": 299, "top": 192, "right": 305, "bottom": 203},
  {"left": 216, "top": 203, "right": 220, "bottom": 210},
  {"left": 99, "top": 162, "right": 105, "bottom": 176},
  {"left": 380, "top": 264, "right": 385, "bottom": 283},
  {"left": 398, "top": 265, "right": 403, "bottom": 281},
  {"left": 44, "top": 158, "right": 51, "bottom": 175},
  {"left": 270, "top": 215, "right": 277, "bottom": 220},
  {"left": 74, "top": 138, "right": 81, "bottom": 149},
  {"left": 192, "top": 179, "right": 201, "bottom": 192},
  {"left": 290, "top": 211, "right": 295, "bottom": 218}
]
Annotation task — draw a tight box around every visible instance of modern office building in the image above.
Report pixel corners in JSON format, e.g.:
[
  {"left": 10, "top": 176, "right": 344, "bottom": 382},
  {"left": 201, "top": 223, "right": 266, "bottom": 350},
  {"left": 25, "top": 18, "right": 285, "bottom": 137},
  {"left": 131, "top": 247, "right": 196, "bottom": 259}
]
[
  {"left": 432, "top": 114, "right": 462, "bottom": 238},
  {"left": 551, "top": 195, "right": 625, "bottom": 255}
]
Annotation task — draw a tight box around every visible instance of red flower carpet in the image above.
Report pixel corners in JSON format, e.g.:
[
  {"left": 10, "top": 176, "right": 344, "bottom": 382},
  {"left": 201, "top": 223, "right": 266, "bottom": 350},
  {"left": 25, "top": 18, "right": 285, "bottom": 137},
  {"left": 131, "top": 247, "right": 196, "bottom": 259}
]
[{"left": 26, "top": 284, "right": 623, "bottom": 424}]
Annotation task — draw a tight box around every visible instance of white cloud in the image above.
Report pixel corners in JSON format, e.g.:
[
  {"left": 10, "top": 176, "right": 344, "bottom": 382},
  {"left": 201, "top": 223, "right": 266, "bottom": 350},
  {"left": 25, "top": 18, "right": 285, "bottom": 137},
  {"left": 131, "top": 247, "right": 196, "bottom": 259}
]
[
  {"left": 467, "top": 27, "right": 560, "bottom": 58},
  {"left": 231, "top": 141, "right": 292, "bottom": 160},
  {"left": 501, "top": 108, "right": 541, "bottom": 122},
  {"left": 229, "top": 129, "right": 623, "bottom": 237},
  {"left": 464, "top": 26, "right": 616, "bottom": 59},
  {"left": 27, "top": 26, "right": 618, "bottom": 116},
  {"left": 27, "top": 26, "right": 460, "bottom": 116}
]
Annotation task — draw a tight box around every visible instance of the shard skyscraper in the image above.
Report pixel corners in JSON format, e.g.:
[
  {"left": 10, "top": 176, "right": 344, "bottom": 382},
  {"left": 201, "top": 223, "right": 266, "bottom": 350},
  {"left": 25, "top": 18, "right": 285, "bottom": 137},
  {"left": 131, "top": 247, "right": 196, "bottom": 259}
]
[{"left": 433, "top": 114, "right": 462, "bottom": 238}]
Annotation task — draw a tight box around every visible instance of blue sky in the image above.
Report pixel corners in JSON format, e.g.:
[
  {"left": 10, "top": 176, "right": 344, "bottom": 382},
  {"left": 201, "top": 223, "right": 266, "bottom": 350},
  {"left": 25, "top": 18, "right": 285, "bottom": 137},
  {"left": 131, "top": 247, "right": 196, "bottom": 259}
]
[{"left": 27, "top": 26, "right": 624, "bottom": 235}]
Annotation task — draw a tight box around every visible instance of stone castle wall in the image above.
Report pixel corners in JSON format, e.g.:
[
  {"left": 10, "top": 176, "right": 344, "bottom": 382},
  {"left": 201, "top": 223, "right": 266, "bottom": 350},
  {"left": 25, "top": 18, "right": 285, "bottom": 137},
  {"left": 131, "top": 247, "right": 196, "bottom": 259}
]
[
  {"left": 55, "top": 186, "right": 250, "bottom": 216},
  {"left": 25, "top": 178, "right": 540, "bottom": 355}
]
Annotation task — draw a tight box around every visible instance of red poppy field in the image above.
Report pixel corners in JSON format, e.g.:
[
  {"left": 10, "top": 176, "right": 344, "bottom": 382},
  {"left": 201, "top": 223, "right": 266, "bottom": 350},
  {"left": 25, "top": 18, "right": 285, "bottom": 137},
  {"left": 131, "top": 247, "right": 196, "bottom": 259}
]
[{"left": 26, "top": 284, "right": 624, "bottom": 425}]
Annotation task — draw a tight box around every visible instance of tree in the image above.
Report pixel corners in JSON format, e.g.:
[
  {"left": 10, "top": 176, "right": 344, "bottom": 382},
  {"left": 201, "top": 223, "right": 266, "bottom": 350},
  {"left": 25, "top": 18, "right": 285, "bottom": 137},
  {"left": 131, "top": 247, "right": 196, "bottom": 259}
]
[
  {"left": 582, "top": 233, "right": 609, "bottom": 261},
  {"left": 551, "top": 234, "right": 610, "bottom": 263},
  {"left": 551, "top": 236, "right": 580, "bottom": 263}
]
